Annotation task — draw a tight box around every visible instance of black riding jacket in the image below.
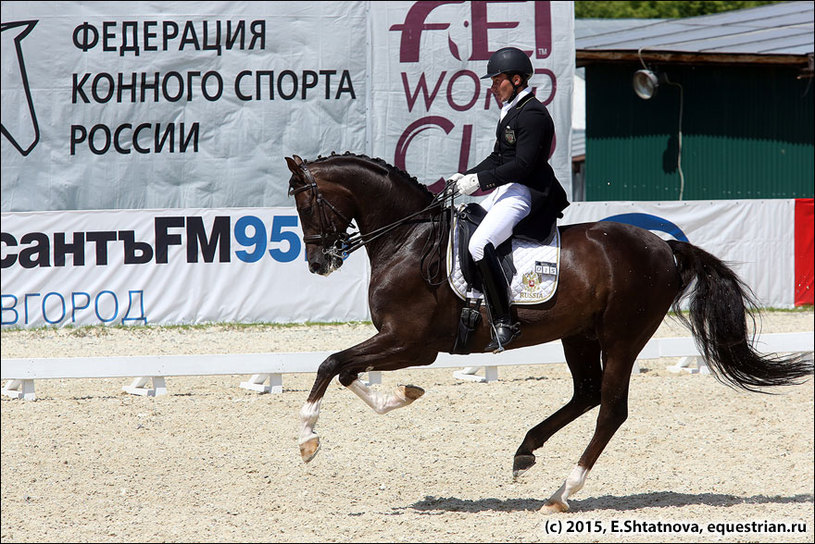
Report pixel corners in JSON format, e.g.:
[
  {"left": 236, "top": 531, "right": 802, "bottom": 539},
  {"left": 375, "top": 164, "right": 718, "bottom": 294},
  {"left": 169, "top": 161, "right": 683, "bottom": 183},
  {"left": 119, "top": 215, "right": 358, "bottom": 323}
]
[{"left": 466, "top": 91, "right": 570, "bottom": 241}]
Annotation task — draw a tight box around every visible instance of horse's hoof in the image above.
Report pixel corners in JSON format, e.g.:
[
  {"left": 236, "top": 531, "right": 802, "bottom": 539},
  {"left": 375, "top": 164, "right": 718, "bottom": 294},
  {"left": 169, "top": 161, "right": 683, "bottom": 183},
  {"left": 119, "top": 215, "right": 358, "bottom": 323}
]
[
  {"left": 512, "top": 454, "right": 536, "bottom": 480},
  {"left": 400, "top": 384, "right": 425, "bottom": 401},
  {"left": 300, "top": 436, "right": 321, "bottom": 463},
  {"left": 540, "top": 500, "right": 569, "bottom": 514}
]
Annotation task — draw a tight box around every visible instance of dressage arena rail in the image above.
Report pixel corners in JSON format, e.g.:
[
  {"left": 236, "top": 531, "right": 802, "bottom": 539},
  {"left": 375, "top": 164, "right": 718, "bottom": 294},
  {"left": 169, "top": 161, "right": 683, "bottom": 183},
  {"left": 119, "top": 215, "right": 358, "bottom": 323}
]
[{"left": 2, "top": 332, "right": 813, "bottom": 400}]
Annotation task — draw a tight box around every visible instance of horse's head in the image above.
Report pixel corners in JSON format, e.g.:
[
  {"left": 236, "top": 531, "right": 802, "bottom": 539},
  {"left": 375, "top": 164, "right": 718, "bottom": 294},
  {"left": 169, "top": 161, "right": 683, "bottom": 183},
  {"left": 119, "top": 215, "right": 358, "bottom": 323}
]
[{"left": 285, "top": 155, "right": 355, "bottom": 276}]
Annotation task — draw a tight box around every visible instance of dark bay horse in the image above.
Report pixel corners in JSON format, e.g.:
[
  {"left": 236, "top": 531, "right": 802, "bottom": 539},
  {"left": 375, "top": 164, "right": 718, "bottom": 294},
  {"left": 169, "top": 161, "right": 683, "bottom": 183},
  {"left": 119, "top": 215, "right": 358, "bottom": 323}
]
[{"left": 284, "top": 153, "right": 812, "bottom": 513}]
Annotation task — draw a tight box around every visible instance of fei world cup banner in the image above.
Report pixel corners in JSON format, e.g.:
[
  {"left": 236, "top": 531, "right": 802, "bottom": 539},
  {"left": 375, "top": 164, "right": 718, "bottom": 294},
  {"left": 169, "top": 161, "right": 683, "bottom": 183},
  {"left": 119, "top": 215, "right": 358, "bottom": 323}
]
[{"left": 369, "top": 2, "right": 574, "bottom": 195}]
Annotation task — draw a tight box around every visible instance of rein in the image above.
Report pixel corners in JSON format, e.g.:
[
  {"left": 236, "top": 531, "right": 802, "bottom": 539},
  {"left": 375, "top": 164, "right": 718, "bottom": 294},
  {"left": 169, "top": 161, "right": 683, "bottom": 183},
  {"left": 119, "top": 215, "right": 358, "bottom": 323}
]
[
  {"left": 341, "top": 193, "right": 450, "bottom": 257},
  {"left": 292, "top": 162, "right": 457, "bottom": 268}
]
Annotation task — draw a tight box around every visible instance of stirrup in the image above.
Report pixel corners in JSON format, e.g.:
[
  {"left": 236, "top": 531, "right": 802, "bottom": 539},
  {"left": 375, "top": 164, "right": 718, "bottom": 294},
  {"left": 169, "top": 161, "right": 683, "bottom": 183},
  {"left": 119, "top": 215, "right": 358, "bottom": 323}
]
[{"left": 485, "top": 321, "right": 520, "bottom": 353}]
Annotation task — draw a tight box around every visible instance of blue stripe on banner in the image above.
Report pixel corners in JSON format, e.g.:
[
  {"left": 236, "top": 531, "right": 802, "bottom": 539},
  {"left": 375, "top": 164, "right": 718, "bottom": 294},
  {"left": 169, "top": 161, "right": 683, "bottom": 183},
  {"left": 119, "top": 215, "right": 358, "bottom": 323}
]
[{"left": 600, "top": 213, "right": 689, "bottom": 242}]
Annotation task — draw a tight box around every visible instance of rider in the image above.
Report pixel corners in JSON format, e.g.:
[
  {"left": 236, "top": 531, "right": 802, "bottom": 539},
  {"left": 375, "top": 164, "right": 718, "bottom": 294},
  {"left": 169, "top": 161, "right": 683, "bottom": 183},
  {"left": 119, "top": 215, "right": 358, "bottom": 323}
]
[{"left": 449, "top": 46, "right": 570, "bottom": 353}]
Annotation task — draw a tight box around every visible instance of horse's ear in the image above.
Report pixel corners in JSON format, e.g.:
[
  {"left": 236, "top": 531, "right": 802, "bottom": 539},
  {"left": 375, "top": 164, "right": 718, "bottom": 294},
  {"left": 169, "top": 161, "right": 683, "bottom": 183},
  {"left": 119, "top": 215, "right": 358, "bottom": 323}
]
[{"left": 285, "top": 155, "right": 303, "bottom": 175}]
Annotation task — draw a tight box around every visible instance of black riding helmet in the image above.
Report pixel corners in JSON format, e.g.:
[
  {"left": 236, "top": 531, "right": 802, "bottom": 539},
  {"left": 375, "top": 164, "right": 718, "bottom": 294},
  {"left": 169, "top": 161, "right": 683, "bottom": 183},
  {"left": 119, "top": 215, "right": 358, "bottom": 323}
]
[{"left": 481, "top": 46, "right": 533, "bottom": 80}]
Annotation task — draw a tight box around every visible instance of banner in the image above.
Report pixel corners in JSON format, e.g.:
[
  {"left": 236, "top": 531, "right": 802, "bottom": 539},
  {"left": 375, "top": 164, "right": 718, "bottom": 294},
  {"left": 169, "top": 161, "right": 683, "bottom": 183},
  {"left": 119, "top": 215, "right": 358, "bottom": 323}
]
[
  {"left": 561, "top": 200, "right": 797, "bottom": 308},
  {"left": 2, "top": 1, "right": 574, "bottom": 213},
  {"left": 2, "top": 200, "right": 803, "bottom": 329},
  {"left": 369, "top": 1, "right": 574, "bottom": 196},
  {"left": 795, "top": 198, "right": 814, "bottom": 306},
  {"left": 1, "top": 1, "right": 368, "bottom": 212},
  {"left": 1, "top": 208, "right": 370, "bottom": 328}
]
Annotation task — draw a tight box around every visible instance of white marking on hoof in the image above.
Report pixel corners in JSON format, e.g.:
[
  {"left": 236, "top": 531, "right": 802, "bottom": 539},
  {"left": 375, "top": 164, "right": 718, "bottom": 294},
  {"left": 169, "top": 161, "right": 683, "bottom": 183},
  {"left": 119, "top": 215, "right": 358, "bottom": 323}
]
[
  {"left": 299, "top": 400, "right": 322, "bottom": 461},
  {"left": 541, "top": 498, "right": 571, "bottom": 514},
  {"left": 543, "top": 465, "right": 588, "bottom": 513}
]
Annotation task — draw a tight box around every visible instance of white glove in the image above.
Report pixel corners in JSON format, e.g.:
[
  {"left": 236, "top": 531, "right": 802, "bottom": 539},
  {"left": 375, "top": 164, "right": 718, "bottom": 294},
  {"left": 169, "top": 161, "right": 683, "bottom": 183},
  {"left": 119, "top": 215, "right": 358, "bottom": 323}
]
[
  {"left": 447, "top": 172, "right": 464, "bottom": 183},
  {"left": 455, "top": 173, "right": 480, "bottom": 196}
]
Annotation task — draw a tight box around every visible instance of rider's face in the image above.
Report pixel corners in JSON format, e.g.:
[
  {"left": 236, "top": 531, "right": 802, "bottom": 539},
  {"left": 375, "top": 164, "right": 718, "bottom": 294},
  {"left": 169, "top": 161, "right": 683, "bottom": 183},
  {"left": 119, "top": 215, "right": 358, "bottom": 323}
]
[{"left": 490, "top": 74, "right": 517, "bottom": 104}]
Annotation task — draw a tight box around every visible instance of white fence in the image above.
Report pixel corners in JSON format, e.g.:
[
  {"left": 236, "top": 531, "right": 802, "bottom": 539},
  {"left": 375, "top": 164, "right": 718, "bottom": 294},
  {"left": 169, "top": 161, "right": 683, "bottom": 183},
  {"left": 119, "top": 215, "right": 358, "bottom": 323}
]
[{"left": 2, "top": 332, "right": 812, "bottom": 400}]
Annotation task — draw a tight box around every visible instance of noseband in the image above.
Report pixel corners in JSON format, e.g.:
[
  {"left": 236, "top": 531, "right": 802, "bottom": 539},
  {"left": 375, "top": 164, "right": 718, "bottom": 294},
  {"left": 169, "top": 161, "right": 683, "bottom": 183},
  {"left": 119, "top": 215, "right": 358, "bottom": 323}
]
[{"left": 289, "top": 162, "right": 354, "bottom": 259}]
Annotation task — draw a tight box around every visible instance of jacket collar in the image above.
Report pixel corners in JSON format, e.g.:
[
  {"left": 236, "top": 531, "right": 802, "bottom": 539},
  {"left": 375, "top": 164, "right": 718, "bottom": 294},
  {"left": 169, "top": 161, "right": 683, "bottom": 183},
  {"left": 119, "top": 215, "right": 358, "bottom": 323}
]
[{"left": 499, "top": 89, "right": 533, "bottom": 121}]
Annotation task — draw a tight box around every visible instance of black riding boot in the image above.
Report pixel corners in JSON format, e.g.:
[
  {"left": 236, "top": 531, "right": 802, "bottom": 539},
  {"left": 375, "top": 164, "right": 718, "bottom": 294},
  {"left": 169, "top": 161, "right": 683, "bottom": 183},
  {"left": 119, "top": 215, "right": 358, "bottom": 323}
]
[{"left": 476, "top": 243, "right": 520, "bottom": 353}]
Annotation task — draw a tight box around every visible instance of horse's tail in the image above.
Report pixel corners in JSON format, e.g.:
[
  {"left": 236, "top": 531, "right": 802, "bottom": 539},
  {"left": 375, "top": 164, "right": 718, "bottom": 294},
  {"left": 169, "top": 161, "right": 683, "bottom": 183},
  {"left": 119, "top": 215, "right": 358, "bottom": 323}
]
[{"left": 668, "top": 240, "right": 813, "bottom": 392}]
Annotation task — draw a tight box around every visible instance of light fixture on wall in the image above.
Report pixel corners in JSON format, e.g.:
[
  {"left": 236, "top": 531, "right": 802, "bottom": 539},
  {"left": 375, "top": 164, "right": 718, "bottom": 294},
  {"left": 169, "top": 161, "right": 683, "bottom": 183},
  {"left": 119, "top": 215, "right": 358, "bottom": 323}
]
[
  {"left": 633, "top": 69, "right": 660, "bottom": 99},
  {"left": 633, "top": 47, "right": 661, "bottom": 99},
  {"left": 633, "top": 47, "right": 687, "bottom": 200}
]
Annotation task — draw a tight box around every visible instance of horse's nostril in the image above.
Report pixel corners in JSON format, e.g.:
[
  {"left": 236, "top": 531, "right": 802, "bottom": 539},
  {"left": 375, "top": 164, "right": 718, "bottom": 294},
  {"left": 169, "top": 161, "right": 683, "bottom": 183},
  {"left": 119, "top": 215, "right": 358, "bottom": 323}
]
[{"left": 309, "top": 262, "right": 322, "bottom": 274}]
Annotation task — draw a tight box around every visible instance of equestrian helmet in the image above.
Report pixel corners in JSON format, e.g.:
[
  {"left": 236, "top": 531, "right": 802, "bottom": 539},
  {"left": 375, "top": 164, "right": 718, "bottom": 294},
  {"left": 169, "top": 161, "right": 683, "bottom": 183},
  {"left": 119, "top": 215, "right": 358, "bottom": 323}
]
[{"left": 481, "top": 47, "right": 533, "bottom": 79}]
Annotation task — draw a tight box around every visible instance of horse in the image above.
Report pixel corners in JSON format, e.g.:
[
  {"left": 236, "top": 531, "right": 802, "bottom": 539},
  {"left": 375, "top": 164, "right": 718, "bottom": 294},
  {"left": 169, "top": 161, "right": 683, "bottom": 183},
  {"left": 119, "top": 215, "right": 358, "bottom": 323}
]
[{"left": 284, "top": 152, "right": 812, "bottom": 513}]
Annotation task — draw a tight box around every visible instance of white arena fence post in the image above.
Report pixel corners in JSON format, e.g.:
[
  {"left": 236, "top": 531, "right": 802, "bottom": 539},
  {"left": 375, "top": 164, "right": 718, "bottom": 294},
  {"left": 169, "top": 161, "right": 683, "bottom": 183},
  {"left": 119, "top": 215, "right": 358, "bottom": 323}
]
[
  {"left": 1, "top": 379, "right": 36, "bottom": 400},
  {"left": 240, "top": 374, "right": 283, "bottom": 394},
  {"left": 122, "top": 376, "right": 168, "bottom": 397}
]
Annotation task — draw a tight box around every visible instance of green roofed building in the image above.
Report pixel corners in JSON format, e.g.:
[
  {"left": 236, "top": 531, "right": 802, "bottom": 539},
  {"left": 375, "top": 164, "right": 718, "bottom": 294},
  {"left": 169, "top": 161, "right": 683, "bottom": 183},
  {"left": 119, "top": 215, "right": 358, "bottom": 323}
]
[{"left": 575, "top": 1, "right": 813, "bottom": 201}]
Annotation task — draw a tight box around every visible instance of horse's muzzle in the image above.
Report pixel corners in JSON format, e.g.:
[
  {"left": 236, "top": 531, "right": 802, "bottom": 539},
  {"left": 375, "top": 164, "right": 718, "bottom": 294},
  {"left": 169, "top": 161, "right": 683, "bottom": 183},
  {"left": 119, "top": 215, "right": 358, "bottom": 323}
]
[
  {"left": 309, "top": 261, "right": 329, "bottom": 275},
  {"left": 307, "top": 254, "right": 343, "bottom": 276}
]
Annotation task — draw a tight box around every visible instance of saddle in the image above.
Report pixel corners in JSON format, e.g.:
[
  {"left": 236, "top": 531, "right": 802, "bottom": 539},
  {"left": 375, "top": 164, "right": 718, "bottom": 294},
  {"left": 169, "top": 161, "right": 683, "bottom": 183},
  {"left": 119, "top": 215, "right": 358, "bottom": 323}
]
[{"left": 448, "top": 203, "right": 561, "bottom": 354}]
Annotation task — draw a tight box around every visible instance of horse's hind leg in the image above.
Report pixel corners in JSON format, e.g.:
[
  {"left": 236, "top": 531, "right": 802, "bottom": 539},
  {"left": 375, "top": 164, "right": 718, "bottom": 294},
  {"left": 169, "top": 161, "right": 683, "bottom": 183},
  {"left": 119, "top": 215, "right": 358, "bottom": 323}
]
[
  {"left": 513, "top": 337, "right": 602, "bottom": 479},
  {"left": 541, "top": 344, "right": 634, "bottom": 514}
]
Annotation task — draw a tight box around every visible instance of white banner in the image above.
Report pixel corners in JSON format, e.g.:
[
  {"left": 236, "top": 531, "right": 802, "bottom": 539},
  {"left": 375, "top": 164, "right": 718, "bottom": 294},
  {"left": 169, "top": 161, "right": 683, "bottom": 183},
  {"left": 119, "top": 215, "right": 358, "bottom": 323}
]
[
  {"left": 370, "top": 1, "right": 574, "bottom": 196},
  {"left": 1, "top": 200, "right": 796, "bottom": 329},
  {"left": 2, "top": 1, "right": 575, "bottom": 213},
  {"left": 561, "top": 200, "right": 796, "bottom": 308},
  {"left": 1, "top": 208, "right": 370, "bottom": 328},
  {"left": 1, "top": 1, "right": 368, "bottom": 211}
]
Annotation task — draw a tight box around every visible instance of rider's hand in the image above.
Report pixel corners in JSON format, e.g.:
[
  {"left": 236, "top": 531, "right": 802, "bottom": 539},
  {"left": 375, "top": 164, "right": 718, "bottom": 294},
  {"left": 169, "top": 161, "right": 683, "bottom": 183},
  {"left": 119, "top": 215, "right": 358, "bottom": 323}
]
[
  {"left": 455, "top": 173, "right": 480, "bottom": 196},
  {"left": 447, "top": 173, "right": 464, "bottom": 183}
]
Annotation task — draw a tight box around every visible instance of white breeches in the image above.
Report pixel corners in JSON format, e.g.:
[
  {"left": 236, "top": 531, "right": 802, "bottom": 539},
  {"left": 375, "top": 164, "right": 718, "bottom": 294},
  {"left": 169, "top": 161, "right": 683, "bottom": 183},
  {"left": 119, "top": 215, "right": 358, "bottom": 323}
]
[{"left": 468, "top": 183, "right": 532, "bottom": 261}]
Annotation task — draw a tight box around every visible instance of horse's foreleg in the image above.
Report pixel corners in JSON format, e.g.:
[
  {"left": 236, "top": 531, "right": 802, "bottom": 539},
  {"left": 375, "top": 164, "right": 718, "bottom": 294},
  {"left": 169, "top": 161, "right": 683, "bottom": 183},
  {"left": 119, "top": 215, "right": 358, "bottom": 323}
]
[
  {"left": 514, "top": 338, "right": 602, "bottom": 479},
  {"left": 541, "top": 347, "right": 633, "bottom": 514},
  {"left": 299, "top": 399, "right": 323, "bottom": 462},
  {"left": 298, "top": 351, "right": 345, "bottom": 463},
  {"left": 346, "top": 379, "right": 425, "bottom": 414},
  {"left": 298, "top": 332, "right": 436, "bottom": 463}
]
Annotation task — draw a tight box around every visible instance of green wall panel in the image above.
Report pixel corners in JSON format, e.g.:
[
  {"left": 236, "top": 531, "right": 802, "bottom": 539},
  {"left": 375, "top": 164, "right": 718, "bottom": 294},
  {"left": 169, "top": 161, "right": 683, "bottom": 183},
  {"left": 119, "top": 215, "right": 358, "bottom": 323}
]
[{"left": 585, "top": 63, "right": 814, "bottom": 201}]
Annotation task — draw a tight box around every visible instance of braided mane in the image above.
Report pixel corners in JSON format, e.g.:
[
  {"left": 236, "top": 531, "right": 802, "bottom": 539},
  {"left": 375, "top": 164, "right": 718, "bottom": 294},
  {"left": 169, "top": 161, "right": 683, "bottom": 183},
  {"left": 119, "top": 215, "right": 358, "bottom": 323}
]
[{"left": 311, "top": 151, "right": 434, "bottom": 199}]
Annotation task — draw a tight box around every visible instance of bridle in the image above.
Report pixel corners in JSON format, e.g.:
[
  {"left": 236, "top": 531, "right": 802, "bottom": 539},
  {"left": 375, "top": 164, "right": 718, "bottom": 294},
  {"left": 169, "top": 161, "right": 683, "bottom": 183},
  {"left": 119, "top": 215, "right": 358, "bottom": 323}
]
[
  {"left": 288, "top": 162, "right": 353, "bottom": 262},
  {"left": 289, "top": 160, "right": 457, "bottom": 276}
]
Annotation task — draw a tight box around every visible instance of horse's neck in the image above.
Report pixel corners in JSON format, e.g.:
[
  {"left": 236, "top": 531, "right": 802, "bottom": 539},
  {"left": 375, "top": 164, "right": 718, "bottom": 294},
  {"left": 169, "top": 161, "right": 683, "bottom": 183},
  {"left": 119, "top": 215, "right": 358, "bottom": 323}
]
[
  {"left": 345, "top": 172, "right": 430, "bottom": 236},
  {"left": 339, "top": 168, "right": 433, "bottom": 259}
]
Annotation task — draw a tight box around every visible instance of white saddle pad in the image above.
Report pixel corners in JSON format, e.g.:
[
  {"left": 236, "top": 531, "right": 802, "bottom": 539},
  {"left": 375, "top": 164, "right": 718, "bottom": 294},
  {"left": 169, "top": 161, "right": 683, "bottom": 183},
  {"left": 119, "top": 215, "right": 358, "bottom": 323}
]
[{"left": 446, "top": 212, "right": 561, "bottom": 305}]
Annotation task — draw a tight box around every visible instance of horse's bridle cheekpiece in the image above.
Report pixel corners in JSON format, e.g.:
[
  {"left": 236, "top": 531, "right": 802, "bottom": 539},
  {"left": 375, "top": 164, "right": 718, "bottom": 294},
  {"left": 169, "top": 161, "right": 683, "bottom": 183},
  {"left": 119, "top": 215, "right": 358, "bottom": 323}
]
[{"left": 289, "top": 161, "right": 354, "bottom": 262}]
